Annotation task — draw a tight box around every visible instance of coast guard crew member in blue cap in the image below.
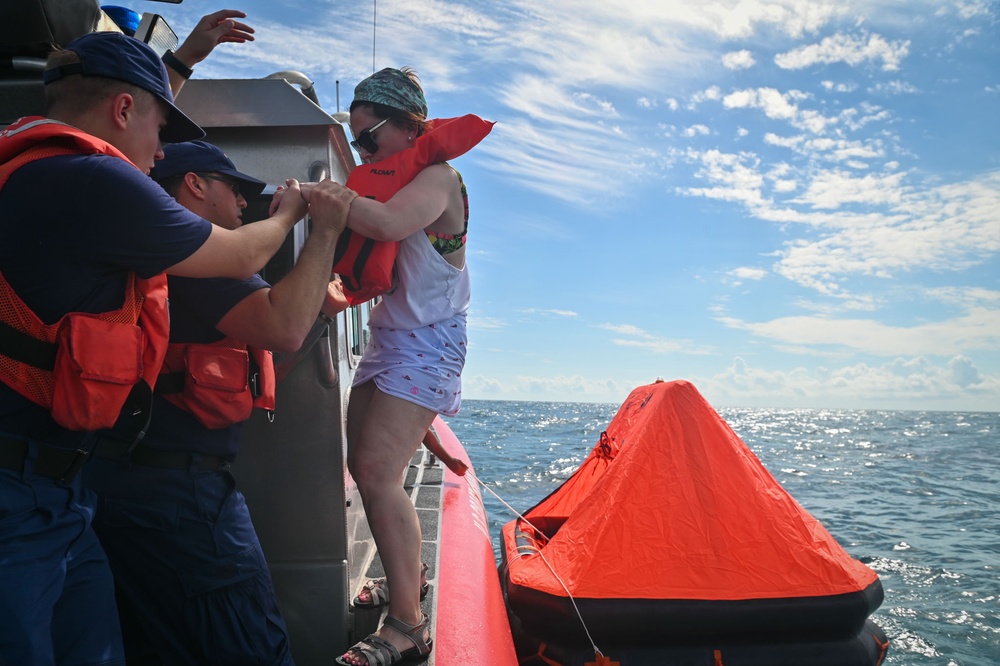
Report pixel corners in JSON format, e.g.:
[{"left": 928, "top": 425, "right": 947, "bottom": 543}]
[
  {"left": 0, "top": 28, "right": 338, "bottom": 664},
  {"left": 84, "top": 140, "right": 355, "bottom": 665}
]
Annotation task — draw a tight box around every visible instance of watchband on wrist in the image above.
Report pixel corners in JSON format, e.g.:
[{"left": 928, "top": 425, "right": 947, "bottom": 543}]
[{"left": 162, "top": 50, "right": 192, "bottom": 80}]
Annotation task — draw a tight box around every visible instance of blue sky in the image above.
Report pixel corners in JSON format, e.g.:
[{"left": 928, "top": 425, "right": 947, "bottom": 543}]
[{"left": 140, "top": 0, "right": 997, "bottom": 411}]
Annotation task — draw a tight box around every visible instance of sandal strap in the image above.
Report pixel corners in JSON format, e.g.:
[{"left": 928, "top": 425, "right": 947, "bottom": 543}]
[
  {"left": 382, "top": 613, "right": 432, "bottom": 654},
  {"left": 350, "top": 635, "right": 402, "bottom": 666},
  {"left": 354, "top": 563, "right": 430, "bottom": 608},
  {"left": 360, "top": 577, "right": 391, "bottom": 605}
]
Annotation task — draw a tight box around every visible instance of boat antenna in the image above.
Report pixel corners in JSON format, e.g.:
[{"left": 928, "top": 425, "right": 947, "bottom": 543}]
[{"left": 372, "top": 0, "right": 377, "bottom": 73}]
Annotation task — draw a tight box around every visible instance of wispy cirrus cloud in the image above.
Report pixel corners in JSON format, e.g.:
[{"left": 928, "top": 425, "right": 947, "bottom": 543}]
[{"left": 597, "top": 323, "right": 714, "bottom": 355}]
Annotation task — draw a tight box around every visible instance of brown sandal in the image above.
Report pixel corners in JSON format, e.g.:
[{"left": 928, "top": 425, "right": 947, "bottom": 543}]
[
  {"left": 335, "top": 613, "right": 432, "bottom": 666},
  {"left": 353, "top": 562, "right": 429, "bottom": 608}
]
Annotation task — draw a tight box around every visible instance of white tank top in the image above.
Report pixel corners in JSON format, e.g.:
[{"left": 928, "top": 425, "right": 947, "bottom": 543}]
[{"left": 368, "top": 230, "right": 470, "bottom": 330}]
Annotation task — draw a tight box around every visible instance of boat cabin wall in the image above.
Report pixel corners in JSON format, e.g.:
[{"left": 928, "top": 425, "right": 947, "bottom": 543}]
[{"left": 176, "top": 80, "right": 372, "bottom": 663}]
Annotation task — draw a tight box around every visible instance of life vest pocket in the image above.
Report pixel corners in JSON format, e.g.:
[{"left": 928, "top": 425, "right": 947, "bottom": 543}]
[
  {"left": 50, "top": 314, "right": 143, "bottom": 431},
  {"left": 180, "top": 346, "right": 254, "bottom": 429}
]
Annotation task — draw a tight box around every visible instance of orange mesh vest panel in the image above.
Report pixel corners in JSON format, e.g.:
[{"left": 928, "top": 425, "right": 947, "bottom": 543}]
[
  {"left": 332, "top": 114, "right": 494, "bottom": 305},
  {"left": 0, "top": 117, "right": 170, "bottom": 431}
]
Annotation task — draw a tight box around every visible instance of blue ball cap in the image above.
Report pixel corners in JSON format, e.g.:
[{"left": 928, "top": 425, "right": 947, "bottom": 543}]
[
  {"left": 150, "top": 141, "right": 267, "bottom": 199},
  {"left": 43, "top": 32, "right": 205, "bottom": 144}
]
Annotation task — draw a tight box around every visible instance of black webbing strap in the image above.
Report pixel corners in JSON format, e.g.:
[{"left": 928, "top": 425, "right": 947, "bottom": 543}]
[
  {"left": 153, "top": 372, "right": 184, "bottom": 395},
  {"left": 0, "top": 319, "right": 57, "bottom": 369}
]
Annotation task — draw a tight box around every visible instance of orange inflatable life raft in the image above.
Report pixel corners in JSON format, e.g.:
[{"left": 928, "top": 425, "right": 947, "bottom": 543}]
[{"left": 500, "top": 380, "right": 889, "bottom": 666}]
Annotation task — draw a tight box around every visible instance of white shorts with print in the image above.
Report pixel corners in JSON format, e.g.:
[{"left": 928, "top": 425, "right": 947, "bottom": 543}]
[{"left": 352, "top": 313, "right": 467, "bottom": 416}]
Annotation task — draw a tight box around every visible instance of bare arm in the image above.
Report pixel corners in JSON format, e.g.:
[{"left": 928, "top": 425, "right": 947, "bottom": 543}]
[
  {"left": 342, "top": 163, "right": 459, "bottom": 242},
  {"left": 213, "top": 181, "right": 357, "bottom": 352},
  {"left": 165, "top": 179, "right": 306, "bottom": 280},
  {"left": 166, "top": 10, "right": 255, "bottom": 96}
]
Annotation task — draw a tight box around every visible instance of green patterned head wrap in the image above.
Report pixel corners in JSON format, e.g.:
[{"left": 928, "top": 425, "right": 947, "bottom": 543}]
[{"left": 353, "top": 67, "right": 428, "bottom": 118}]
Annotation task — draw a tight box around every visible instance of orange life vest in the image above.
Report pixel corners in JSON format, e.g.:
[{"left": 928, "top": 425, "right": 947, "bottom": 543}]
[
  {"left": 332, "top": 114, "right": 494, "bottom": 305},
  {"left": 0, "top": 117, "right": 170, "bottom": 432},
  {"left": 156, "top": 339, "right": 276, "bottom": 430}
]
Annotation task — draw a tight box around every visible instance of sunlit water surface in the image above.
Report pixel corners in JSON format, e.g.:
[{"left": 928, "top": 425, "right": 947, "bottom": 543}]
[{"left": 445, "top": 401, "right": 1000, "bottom": 666}]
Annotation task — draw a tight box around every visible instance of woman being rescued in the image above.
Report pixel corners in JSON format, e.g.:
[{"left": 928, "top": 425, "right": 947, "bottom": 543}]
[{"left": 330, "top": 67, "right": 473, "bottom": 666}]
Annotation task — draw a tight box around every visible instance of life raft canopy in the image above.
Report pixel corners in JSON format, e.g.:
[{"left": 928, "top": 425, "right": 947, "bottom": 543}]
[{"left": 502, "top": 379, "right": 886, "bottom": 649}]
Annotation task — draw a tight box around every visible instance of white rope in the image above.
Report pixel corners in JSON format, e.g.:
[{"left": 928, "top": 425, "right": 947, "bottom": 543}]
[{"left": 466, "top": 470, "right": 604, "bottom": 659}]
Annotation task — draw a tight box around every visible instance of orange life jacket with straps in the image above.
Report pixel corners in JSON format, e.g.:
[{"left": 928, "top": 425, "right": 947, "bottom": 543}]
[
  {"left": 332, "top": 114, "right": 494, "bottom": 305},
  {"left": 0, "top": 117, "right": 170, "bottom": 432},
  {"left": 155, "top": 339, "right": 276, "bottom": 430}
]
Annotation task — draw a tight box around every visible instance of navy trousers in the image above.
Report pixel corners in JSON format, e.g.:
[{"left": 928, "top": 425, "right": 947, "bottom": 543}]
[
  {"left": 0, "top": 443, "right": 125, "bottom": 666},
  {"left": 84, "top": 455, "right": 294, "bottom": 666}
]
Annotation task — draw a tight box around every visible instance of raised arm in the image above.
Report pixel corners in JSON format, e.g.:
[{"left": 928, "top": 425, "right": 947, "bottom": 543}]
[
  {"left": 165, "top": 10, "right": 255, "bottom": 96},
  {"left": 213, "top": 180, "right": 357, "bottom": 352},
  {"left": 339, "top": 163, "right": 459, "bottom": 242}
]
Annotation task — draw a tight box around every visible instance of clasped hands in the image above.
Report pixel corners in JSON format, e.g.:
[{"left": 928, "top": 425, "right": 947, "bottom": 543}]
[{"left": 270, "top": 179, "right": 358, "bottom": 234}]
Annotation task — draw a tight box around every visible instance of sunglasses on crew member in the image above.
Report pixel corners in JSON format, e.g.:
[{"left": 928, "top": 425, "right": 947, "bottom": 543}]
[
  {"left": 350, "top": 117, "right": 391, "bottom": 154},
  {"left": 197, "top": 173, "right": 241, "bottom": 198}
]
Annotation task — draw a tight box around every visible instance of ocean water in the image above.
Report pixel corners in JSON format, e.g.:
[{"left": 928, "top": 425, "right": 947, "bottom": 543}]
[{"left": 443, "top": 399, "right": 1000, "bottom": 666}]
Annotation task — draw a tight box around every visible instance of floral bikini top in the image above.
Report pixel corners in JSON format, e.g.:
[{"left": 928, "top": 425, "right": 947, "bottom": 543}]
[{"left": 426, "top": 168, "right": 468, "bottom": 256}]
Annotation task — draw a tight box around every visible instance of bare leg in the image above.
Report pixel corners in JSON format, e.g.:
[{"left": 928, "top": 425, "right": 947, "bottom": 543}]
[{"left": 343, "top": 381, "right": 435, "bottom": 663}]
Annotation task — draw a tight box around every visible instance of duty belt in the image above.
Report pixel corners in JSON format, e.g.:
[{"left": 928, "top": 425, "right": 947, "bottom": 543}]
[
  {"left": 93, "top": 437, "right": 231, "bottom": 471},
  {"left": 0, "top": 434, "right": 89, "bottom": 482}
]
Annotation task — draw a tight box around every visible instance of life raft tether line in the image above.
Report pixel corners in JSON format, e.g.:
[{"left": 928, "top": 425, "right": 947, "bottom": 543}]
[{"left": 466, "top": 470, "right": 605, "bottom": 661}]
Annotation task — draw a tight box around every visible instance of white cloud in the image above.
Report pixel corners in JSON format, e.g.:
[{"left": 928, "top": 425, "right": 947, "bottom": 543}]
[
  {"left": 520, "top": 309, "right": 579, "bottom": 318},
  {"left": 924, "top": 287, "right": 1000, "bottom": 308},
  {"left": 696, "top": 356, "right": 1000, "bottom": 410},
  {"left": 795, "top": 169, "right": 907, "bottom": 210},
  {"left": 597, "top": 323, "right": 712, "bottom": 354},
  {"left": 678, "top": 149, "right": 769, "bottom": 208},
  {"left": 727, "top": 267, "right": 768, "bottom": 287},
  {"left": 690, "top": 86, "right": 723, "bottom": 108},
  {"left": 722, "top": 87, "right": 840, "bottom": 135},
  {"left": 774, "top": 32, "right": 910, "bottom": 71},
  {"left": 463, "top": 372, "right": 633, "bottom": 403},
  {"left": 684, "top": 124, "right": 711, "bottom": 137},
  {"left": 598, "top": 323, "right": 650, "bottom": 337},
  {"left": 731, "top": 267, "right": 768, "bottom": 280},
  {"left": 820, "top": 80, "right": 858, "bottom": 93},
  {"left": 722, "top": 50, "right": 756, "bottom": 70},
  {"left": 870, "top": 80, "right": 920, "bottom": 95},
  {"left": 764, "top": 133, "right": 886, "bottom": 163},
  {"left": 676, "top": 152, "right": 999, "bottom": 299},
  {"left": 687, "top": 1, "right": 845, "bottom": 40},
  {"left": 717, "top": 305, "right": 1000, "bottom": 357},
  {"left": 469, "top": 315, "right": 509, "bottom": 331}
]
